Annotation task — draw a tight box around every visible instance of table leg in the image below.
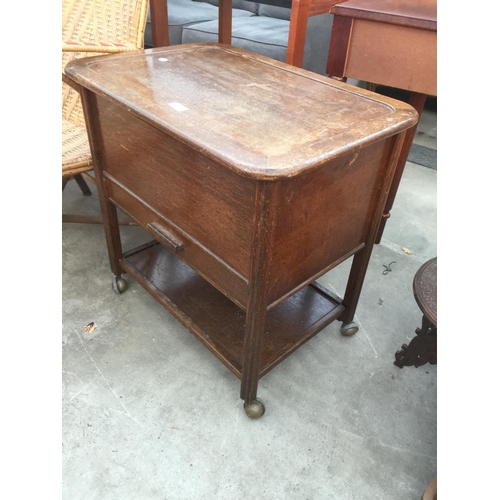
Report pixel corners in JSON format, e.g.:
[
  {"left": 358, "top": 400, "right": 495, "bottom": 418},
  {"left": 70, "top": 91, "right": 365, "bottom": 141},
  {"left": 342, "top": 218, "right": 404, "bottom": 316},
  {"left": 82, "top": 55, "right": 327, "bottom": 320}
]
[
  {"left": 240, "top": 294, "right": 268, "bottom": 418},
  {"left": 240, "top": 182, "right": 277, "bottom": 418},
  {"left": 79, "top": 88, "right": 125, "bottom": 284},
  {"left": 218, "top": 0, "right": 233, "bottom": 45},
  {"left": 340, "top": 133, "right": 406, "bottom": 334},
  {"left": 394, "top": 314, "right": 437, "bottom": 368},
  {"left": 97, "top": 197, "right": 124, "bottom": 281},
  {"left": 339, "top": 247, "right": 369, "bottom": 335},
  {"left": 375, "top": 92, "right": 427, "bottom": 243},
  {"left": 73, "top": 174, "right": 92, "bottom": 196}
]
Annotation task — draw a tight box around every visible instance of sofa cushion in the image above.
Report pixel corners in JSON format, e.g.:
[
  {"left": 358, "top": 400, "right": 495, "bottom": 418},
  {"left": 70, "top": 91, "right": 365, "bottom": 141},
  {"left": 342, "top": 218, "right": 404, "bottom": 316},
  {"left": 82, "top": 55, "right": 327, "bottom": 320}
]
[
  {"left": 258, "top": 5, "right": 291, "bottom": 20},
  {"left": 192, "top": 0, "right": 260, "bottom": 14},
  {"left": 301, "top": 13, "right": 334, "bottom": 75},
  {"left": 182, "top": 12, "right": 333, "bottom": 75},
  {"left": 182, "top": 16, "right": 289, "bottom": 64}
]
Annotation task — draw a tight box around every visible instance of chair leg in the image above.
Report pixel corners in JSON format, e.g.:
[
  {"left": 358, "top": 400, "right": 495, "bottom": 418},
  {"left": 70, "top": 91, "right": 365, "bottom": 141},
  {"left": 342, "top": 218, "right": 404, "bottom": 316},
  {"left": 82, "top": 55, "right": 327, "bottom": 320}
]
[
  {"left": 74, "top": 174, "right": 92, "bottom": 196},
  {"left": 62, "top": 172, "right": 137, "bottom": 225},
  {"left": 81, "top": 171, "right": 96, "bottom": 186}
]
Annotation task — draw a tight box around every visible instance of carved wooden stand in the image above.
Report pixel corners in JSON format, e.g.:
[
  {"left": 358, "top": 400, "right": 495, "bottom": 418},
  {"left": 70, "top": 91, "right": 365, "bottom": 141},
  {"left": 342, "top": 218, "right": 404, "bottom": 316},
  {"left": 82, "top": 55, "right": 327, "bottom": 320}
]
[{"left": 395, "top": 257, "right": 437, "bottom": 368}]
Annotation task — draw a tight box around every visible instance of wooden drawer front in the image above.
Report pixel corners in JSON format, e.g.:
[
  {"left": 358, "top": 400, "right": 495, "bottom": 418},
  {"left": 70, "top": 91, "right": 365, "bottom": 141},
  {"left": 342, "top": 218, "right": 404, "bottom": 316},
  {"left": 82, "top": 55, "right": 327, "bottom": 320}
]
[
  {"left": 94, "top": 94, "right": 256, "bottom": 278},
  {"left": 268, "top": 139, "right": 387, "bottom": 304},
  {"left": 346, "top": 20, "right": 437, "bottom": 96},
  {"left": 106, "top": 177, "right": 249, "bottom": 309}
]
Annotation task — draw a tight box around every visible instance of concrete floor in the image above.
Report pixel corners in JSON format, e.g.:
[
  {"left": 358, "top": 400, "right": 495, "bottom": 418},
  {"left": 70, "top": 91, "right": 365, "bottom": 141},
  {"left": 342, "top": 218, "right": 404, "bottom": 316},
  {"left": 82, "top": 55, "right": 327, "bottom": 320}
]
[{"left": 62, "top": 109, "right": 437, "bottom": 500}]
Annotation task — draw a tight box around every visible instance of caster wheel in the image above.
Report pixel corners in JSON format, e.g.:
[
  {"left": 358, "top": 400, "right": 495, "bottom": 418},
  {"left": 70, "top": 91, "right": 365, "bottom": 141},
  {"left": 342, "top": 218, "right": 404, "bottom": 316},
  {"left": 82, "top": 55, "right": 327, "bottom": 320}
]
[
  {"left": 112, "top": 276, "right": 127, "bottom": 294},
  {"left": 244, "top": 399, "right": 265, "bottom": 419},
  {"left": 341, "top": 322, "right": 358, "bottom": 336}
]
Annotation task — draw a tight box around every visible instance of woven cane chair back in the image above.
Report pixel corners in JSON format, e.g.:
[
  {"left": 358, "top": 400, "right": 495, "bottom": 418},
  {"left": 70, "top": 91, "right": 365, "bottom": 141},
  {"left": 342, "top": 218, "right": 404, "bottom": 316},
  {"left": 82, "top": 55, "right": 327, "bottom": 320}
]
[{"left": 62, "top": 0, "right": 149, "bottom": 176}]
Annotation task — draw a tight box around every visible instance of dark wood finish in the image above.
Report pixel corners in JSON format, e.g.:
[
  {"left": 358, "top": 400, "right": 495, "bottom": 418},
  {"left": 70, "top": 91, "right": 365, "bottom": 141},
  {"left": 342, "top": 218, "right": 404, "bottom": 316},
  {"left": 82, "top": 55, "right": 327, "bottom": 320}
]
[
  {"left": 73, "top": 173, "right": 92, "bottom": 196},
  {"left": 327, "top": 0, "right": 437, "bottom": 242},
  {"left": 92, "top": 92, "right": 256, "bottom": 275},
  {"left": 65, "top": 44, "right": 418, "bottom": 410},
  {"left": 147, "top": 222, "right": 184, "bottom": 253},
  {"left": 413, "top": 257, "right": 437, "bottom": 327},
  {"left": 326, "top": 15, "right": 353, "bottom": 80},
  {"left": 121, "top": 243, "right": 345, "bottom": 378},
  {"left": 395, "top": 257, "right": 437, "bottom": 368},
  {"left": 79, "top": 88, "right": 125, "bottom": 278},
  {"left": 67, "top": 46, "right": 416, "bottom": 179},
  {"left": 240, "top": 181, "right": 277, "bottom": 402},
  {"left": 394, "top": 314, "right": 436, "bottom": 368},
  {"left": 149, "top": 0, "right": 170, "bottom": 48},
  {"left": 218, "top": 0, "right": 233, "bottom": 47},
  {"left": 267, "top": 139, "right": 390, "bottom": 305},
  {"left": 106, "top": 174, "right": 250, "bottom": 308}
]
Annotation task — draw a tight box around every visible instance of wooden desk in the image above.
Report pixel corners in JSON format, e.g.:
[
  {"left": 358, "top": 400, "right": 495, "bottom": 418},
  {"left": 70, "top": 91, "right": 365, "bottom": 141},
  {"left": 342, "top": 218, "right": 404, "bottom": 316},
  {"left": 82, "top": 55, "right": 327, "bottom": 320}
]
[
  {"left": 65, "top": 43, "right": 417, "bottom": 417},
  {"left": 149, "top": 0, "right": 345, "bottom": 67},
  {"left": 327, "top": 0, "right": 437, "bottom": 242}
]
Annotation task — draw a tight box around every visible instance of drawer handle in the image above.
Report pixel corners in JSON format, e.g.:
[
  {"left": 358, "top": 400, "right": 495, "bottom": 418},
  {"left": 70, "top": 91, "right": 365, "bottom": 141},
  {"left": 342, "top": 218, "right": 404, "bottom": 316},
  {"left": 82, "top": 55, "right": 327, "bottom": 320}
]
[{"left": 147, "top": 222, "right": 184, "bottom": 253}]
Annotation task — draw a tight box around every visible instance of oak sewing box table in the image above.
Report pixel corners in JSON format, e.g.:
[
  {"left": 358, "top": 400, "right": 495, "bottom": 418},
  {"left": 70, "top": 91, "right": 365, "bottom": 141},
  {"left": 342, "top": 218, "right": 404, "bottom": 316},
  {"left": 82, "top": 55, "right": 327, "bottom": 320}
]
[{"left": 65, "top": 43, "right": 417, "bottom": 418}]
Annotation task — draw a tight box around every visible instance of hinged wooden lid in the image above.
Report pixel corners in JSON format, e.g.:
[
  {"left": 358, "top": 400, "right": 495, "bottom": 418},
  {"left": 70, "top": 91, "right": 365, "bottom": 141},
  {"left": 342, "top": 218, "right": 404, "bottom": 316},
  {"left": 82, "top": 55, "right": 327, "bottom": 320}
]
[{"left": 65, "top": 43, "right": 418, "bottom": 179}]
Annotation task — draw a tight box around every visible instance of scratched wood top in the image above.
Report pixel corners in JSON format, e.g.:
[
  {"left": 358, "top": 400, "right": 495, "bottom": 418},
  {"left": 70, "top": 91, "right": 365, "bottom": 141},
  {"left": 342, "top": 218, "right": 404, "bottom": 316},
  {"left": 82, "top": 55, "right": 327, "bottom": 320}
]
[
  {"left": 334, "top": 0, "right": 437, "bottom": 30},
  {"left": 65, "top": 43, "right": 418, "bottom": 179}
]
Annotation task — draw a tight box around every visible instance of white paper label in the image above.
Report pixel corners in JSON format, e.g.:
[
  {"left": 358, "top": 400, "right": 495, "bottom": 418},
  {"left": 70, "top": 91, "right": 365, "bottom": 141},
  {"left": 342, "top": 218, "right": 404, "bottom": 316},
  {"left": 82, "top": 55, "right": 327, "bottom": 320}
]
[{"left": 168, "top": 102, "right": 189, "bottom": 112}]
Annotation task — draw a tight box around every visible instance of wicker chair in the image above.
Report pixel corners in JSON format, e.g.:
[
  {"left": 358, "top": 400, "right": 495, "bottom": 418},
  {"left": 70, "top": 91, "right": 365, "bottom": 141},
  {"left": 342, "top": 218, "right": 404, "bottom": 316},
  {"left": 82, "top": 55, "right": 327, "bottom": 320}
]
[{"left": 62, "top": 0, "right": 151, "bottom": 224}]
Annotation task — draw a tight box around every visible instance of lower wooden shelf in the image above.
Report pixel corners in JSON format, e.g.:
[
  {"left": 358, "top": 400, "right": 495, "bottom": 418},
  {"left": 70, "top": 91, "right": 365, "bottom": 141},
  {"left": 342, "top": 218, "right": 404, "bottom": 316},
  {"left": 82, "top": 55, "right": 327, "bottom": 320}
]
[{"left": 120, "top": 242, "right": 345, "bottom": 379}]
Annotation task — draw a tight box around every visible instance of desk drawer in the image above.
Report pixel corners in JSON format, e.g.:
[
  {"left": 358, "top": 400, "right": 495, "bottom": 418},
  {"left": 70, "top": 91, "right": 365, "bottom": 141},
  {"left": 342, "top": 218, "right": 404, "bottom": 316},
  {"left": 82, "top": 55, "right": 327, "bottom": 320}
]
[
  {"left": 346, "top": 20, "right": 437, "bottom": 96},
  {"left": 106, "top": 176, "right": 249, "bottom": 309}
]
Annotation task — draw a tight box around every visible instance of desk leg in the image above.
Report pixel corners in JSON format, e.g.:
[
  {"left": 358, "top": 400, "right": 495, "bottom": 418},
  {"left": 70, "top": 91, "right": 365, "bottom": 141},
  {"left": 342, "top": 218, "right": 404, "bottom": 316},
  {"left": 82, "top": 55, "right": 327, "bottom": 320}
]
[
  {"left": 375, "top": 92, "right": 427, "bottom": 244},
  {"left": 326, "top": 14, "right": 353, "bottom": 78}
]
